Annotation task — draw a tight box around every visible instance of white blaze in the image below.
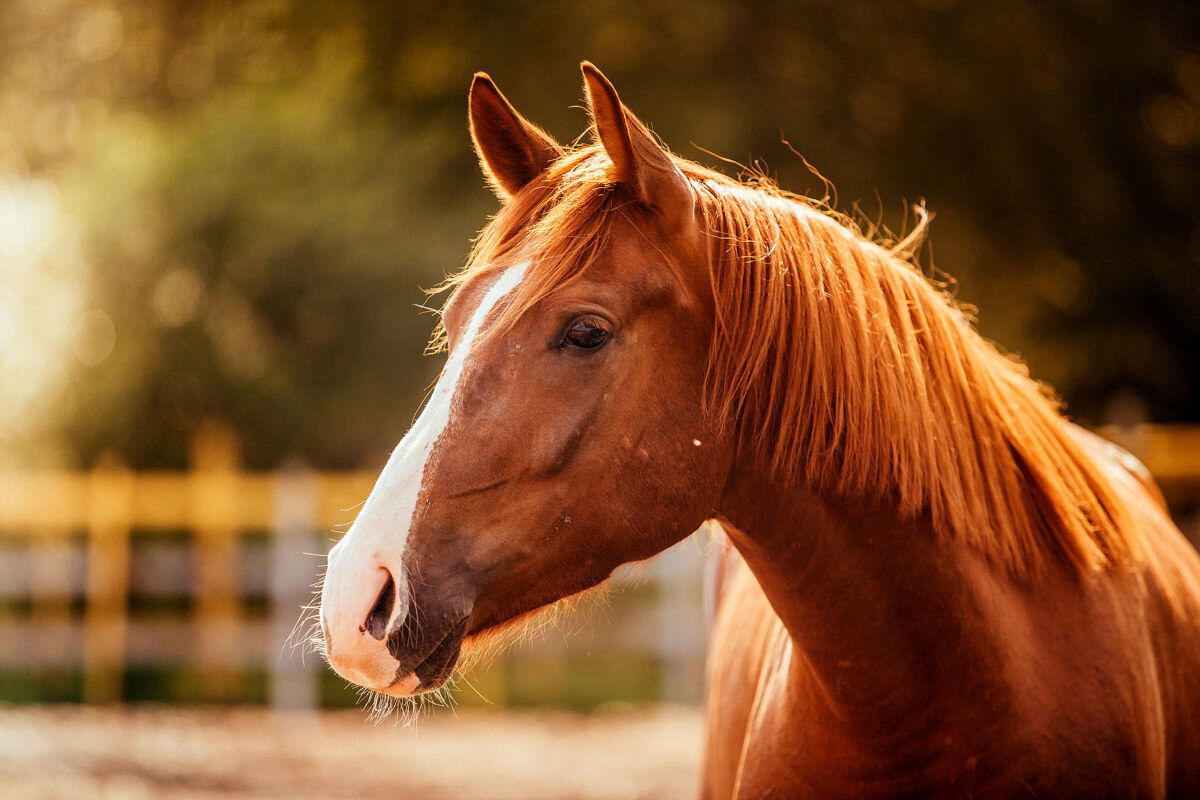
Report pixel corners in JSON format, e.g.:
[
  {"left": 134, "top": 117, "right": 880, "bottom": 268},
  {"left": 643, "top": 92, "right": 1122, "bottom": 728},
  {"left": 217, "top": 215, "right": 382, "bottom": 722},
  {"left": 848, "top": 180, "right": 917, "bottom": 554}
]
[{"left": 322, "top": 262, "right": 527, "bottom": 644}]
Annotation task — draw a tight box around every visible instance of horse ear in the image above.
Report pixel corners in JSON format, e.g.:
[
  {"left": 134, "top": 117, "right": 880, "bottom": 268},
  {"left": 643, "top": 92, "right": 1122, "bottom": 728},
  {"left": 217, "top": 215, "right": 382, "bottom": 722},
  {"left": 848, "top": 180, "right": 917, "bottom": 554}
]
[
  {"left": 469, "top": 72, "right": 563, "bottom": 199},
  {"left": 581, "top": 62, "right": 692, "bottom": 215}
]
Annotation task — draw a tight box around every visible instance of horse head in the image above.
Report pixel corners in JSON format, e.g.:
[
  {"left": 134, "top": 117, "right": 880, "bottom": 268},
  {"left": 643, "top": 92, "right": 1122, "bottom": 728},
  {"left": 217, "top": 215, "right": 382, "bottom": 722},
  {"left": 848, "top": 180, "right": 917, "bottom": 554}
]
[{"left": 319, "top": 64, "right": 732, "bottom": 696}]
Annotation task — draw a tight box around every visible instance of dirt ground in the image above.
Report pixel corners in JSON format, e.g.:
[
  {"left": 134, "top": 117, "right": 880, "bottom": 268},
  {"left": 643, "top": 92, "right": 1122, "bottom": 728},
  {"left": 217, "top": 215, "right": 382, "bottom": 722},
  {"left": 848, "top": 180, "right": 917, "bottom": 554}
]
[{"left": 0, "top": 705, "right": 704, "bottom": 799}]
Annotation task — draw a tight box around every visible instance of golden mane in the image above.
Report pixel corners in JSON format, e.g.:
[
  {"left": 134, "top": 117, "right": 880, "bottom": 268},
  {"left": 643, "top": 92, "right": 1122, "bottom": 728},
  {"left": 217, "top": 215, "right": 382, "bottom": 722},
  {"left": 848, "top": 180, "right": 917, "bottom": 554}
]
[{"left": 436, "top": 145, "right": 1141, "bottom": 579}]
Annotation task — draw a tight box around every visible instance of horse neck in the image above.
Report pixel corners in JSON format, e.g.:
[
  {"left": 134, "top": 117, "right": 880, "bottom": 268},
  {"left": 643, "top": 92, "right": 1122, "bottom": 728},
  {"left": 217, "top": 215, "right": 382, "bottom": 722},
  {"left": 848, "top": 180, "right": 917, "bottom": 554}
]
[{"left": 716, "top": 460, "right": 1019, "bottom": 738}]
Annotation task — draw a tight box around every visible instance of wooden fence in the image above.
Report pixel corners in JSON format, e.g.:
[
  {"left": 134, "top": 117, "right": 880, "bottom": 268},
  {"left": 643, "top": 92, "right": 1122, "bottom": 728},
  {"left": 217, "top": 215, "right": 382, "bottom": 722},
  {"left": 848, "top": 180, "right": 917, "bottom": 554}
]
[
  {"left": 0, "top": 424, "right": 377, "bottom": 705},
  {"left": 0, "top": 422, "right": 710, "bottom": 708},
  {"left": 0, "top": 423, "right": 1196, "bottom": 708}
]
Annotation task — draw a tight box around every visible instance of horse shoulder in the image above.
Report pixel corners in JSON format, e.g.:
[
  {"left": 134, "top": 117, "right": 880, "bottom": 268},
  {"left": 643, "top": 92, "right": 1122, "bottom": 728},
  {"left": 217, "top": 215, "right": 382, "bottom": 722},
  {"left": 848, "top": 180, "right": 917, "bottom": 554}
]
[{"left": 1067, "top": 423, "right": 1200, "bottom": 793}]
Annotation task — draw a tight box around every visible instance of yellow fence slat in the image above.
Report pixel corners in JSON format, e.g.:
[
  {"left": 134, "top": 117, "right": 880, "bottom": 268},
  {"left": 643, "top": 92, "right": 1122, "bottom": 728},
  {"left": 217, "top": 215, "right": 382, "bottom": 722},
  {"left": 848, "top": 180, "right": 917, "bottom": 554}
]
[
  {"left": 190, "top": 423, "right": 244, "bottom": 700},
  {"left": 1140, "top": 426, "right": 1200, "bottom": 483},
  {"left": 0, "top": 471, "right": 372, "bottom": 535},
  {"left": 82, "top": 454, "right": 134, "bottom": 704},
  {"left": 0, "top": 472, "right": 88, "bottom": 529}
]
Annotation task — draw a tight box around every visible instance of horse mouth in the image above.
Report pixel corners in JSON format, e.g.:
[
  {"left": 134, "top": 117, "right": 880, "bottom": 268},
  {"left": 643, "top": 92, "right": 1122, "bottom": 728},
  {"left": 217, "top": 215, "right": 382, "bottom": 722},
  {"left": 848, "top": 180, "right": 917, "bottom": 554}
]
[{"left": 387, "top": 616, "right": 470, "bottom": 695}]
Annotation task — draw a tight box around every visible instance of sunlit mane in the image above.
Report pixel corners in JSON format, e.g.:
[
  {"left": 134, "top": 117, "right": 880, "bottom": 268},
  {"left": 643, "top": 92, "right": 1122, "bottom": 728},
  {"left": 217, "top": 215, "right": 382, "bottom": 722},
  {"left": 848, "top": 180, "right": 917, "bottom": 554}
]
[{"left": 435, "top": 144, "right": 1141, "bottom": 579}]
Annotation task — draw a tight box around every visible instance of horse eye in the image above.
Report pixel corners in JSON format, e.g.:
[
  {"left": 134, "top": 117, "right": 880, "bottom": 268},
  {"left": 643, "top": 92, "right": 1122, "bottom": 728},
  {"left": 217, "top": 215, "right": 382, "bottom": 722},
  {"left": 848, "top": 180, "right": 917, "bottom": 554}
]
[{"left": 562, "top": 317, "right": 610, "bottom": 352}]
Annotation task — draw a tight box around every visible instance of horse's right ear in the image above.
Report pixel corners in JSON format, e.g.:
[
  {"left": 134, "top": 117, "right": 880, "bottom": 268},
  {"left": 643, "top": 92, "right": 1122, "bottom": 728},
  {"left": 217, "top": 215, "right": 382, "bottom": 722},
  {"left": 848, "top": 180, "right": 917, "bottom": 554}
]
[{"left": 469, "top": 73, "right": 563, "bottom": 200}]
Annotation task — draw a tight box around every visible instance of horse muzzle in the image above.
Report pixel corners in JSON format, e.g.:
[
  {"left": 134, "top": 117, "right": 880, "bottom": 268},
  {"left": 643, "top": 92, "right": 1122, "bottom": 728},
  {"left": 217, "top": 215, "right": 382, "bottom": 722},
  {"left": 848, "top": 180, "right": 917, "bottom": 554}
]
[{"left": 319, "top": 535, "right": 471, "bottom": 696}]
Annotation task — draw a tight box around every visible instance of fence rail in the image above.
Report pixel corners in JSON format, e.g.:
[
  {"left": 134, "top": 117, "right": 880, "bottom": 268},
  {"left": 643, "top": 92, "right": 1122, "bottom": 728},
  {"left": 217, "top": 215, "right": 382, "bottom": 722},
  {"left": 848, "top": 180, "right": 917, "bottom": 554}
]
[
  {"left": 0, "top": 423, "right": 1196, "bottom": 707},
  {"left": 0, "top": 425, "right": 377, "bottom": 705}
]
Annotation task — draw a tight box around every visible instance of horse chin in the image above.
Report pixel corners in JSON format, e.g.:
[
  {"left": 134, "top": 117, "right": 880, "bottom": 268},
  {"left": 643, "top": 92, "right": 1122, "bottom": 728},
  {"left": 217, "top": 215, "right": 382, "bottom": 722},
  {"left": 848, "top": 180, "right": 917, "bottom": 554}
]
[
  {"left": 385, "top": 616, "right": 470, "bottom": 695},
  {"left": 378, "top": 672, "right": 423, "bottom": 697}
]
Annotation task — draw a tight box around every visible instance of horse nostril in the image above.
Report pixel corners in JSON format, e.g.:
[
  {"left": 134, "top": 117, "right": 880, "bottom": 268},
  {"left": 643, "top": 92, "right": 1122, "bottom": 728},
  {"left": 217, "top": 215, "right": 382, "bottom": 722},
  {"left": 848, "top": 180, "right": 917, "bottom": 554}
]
[{"left": 364, "top": 572, "right": 395, "bottom": 640}]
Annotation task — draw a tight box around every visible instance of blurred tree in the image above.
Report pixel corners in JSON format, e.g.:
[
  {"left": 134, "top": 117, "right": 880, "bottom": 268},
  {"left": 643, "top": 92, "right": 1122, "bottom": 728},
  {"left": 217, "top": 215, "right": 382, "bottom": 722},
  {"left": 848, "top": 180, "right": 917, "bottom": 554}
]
[{"left": 0, "top": 0, "right": 1196, "bottom": 469}]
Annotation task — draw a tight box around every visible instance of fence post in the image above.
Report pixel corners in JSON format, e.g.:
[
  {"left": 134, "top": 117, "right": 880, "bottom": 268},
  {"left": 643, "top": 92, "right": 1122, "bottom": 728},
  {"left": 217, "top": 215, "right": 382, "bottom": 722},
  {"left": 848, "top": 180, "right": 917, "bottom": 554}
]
[
  {"left": 82, "top": 453, "right": 134, "bottom": 704},
  {"left": 190, "top": 421, "right": 243, "bottom": 700},
  {"left": 270, "top": 460, "right": 321, "bottom": 715},
  {"left": 30, "top": 522, "right": 75, "bottom": 666},
  {"left": 654, "top": 524, "right": 711, "bottom": 705}
]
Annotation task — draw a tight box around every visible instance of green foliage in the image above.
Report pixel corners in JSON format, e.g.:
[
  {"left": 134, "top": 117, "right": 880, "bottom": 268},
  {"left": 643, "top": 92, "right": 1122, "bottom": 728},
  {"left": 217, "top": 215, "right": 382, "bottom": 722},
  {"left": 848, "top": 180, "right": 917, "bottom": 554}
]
[
  {"left": 1, "top": 0, "right": 1197, "bottom": 469},
  {"left": 0, "top": 669, "right": 83, "bottom": 704}
]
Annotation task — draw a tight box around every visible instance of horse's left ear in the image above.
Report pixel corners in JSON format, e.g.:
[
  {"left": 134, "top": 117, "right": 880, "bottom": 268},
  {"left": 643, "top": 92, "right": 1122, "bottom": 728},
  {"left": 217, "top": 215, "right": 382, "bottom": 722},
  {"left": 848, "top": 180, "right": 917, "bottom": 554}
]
[{"left": 581, "top": 62, "right": 693, "bottom": 218}]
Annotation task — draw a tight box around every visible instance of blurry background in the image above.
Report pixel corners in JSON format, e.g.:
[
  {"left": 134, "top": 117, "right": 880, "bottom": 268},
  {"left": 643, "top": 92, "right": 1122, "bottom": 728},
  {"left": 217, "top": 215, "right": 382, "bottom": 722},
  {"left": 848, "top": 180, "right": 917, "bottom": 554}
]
[{"left": 1, "top": 0, "right": 1199, "bottom": 797}]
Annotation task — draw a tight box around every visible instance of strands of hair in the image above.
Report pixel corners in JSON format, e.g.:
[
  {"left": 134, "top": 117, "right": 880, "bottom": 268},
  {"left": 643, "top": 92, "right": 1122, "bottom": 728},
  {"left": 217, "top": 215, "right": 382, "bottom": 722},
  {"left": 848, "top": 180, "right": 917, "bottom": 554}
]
[
  {"left": 433, "top": 142, "right": 1143, "bottom": 580},
  {"left": 696, "top": 174, "right": 1144, "bottom": 579},
  {"left": 456, "top": 579, "right": 617, "bottom": 675},
  {"left": 299, "top": 553, "right": 620, "bottom": 725}
]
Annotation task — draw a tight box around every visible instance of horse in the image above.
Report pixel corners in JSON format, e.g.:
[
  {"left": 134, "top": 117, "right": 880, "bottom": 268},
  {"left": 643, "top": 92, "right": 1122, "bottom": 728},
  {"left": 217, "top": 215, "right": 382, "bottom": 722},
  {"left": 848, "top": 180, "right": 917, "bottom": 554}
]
[{"left": 317, "top": 63, "right": 1200, "bottom": 798}]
